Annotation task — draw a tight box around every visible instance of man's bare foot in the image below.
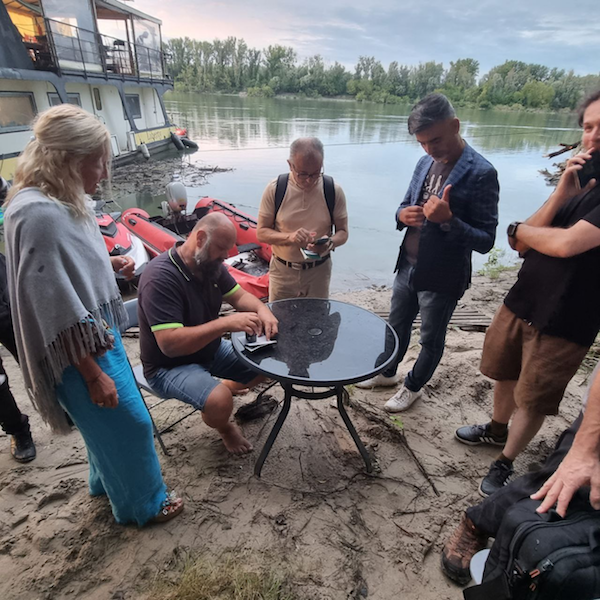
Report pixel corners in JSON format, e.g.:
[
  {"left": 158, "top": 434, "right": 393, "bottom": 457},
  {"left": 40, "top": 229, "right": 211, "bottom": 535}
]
[{"left": 220, "top": 422, "right": 253, "bottom": 455}]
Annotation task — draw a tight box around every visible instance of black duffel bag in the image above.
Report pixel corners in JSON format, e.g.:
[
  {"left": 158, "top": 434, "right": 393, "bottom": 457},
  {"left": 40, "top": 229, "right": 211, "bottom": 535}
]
[{"left": 464, "top": 497, "right": 600, "bottom": 600}]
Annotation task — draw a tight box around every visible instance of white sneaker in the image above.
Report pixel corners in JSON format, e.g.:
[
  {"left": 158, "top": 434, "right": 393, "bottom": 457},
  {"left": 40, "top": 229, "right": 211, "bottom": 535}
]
[
  {"left": 384, "top": 386, "right": 422, "bottom": 412},
  {"left": 355, "top": 373, "right": 401, "bottom": 389}
]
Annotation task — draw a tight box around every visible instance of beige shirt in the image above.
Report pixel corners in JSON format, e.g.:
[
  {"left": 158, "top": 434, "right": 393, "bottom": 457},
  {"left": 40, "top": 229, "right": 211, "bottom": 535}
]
[{"left": 258, "top": 175, "right": 348, "bottom": 262}]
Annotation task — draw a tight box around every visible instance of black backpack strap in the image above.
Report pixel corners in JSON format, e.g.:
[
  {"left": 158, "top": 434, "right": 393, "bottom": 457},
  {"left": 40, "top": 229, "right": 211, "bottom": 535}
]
[
  {"left": 323, "top": 175, "right": 335, "bottom": 224},
  {"left": 274, "top": 174, "right": 289, "bottom": 221}
]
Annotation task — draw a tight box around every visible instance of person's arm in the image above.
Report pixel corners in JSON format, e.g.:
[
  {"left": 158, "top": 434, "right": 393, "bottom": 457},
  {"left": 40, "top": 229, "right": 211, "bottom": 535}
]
[
  {"left": 428, "top": 169, "right": 500, "bottom": 254},
  {"left": 532, "top": 370, "right": 600, "bottom": 517},
  {"left": 144, "top": 272, "right": 263, "bottom": 358},
  {"left": 510, "top": 152, "right": 597, "bottom": 254},
  {"left": 227, "top": 286, "right": 278, "bottom": 339},
  {"left": 75, "top": 355, "right": 118, "bottom": 408},
  {"left": 256, "top": 182, "right": 315, "bottom": 247},
  {"left": 512, "top": 219, "right": 600, "bottom": 258}
]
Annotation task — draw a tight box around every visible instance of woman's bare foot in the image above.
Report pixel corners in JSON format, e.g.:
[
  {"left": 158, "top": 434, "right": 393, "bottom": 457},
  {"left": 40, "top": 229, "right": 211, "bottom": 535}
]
[{"left": 219, "top": 422, "right": 253, "bottom": 455}]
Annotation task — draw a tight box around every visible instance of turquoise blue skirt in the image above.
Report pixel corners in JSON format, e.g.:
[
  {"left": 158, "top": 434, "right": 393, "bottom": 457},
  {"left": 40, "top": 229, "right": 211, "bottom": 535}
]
[{"left": 56, "top": 330, "right": 167, "bottom": 526}]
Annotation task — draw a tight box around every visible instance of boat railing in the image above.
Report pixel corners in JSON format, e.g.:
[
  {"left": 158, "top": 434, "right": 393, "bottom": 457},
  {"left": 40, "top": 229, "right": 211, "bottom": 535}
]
[{"left": 20, "top": 17, "right": 170, "bottom": 83}]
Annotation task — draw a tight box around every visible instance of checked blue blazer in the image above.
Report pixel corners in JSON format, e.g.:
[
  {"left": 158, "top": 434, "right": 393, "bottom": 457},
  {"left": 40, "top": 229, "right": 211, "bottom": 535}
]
[{"left": 395, "top": 142, "right": 500, "bottom": 298}]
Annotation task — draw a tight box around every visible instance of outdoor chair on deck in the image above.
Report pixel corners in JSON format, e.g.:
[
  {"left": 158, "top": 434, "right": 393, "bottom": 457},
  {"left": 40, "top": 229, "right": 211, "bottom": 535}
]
[{"left": 122, "top": 298, "right": 199, "bottom": 455}]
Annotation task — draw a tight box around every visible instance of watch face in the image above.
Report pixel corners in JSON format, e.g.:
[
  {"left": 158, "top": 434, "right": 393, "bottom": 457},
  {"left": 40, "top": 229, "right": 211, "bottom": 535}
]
[{"left": 507, "top": 222, "right": 520, "bottom": 237}]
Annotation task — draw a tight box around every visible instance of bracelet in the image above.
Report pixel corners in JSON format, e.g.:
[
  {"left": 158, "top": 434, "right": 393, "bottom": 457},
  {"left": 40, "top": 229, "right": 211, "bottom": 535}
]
[{"left": 85, "top": 372, "right": 102, "bottom": 385}]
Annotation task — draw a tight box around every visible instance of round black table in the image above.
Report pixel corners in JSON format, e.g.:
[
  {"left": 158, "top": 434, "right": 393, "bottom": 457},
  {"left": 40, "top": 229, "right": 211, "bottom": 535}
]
[{"left": 231, "top": 298, "right": 399, "bottom": 477}]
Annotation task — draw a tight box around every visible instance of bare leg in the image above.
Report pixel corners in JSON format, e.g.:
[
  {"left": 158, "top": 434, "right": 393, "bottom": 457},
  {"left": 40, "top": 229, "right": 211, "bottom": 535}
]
[
  {"left": 492, "top": 380, "right": 518, "bottom": 424},
  {"left": 221, "top": 375, "right": 266, "bottom": 396},
  {"left": 502, "top": 406, "right": 546, "bottom": 461},
  {"left": 202, "top": 384, "right": 253, "bottom": 455}
]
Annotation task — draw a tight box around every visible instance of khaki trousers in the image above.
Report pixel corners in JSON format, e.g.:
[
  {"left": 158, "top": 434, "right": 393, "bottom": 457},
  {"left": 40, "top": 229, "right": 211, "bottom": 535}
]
[{"left": 268, "top": 256, "right": 332, "bottom": 302}]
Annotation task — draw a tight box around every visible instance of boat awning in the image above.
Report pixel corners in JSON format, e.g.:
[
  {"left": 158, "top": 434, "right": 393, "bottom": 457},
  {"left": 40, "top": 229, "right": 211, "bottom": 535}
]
[{"left": 94, "top": 0, "right": 162, "bottom": 25}]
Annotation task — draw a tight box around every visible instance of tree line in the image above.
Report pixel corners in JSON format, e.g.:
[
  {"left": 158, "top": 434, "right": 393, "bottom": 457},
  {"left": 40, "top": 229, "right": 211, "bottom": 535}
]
[{"left": 164, "top": 37, "right": 600, "bottom": 110}]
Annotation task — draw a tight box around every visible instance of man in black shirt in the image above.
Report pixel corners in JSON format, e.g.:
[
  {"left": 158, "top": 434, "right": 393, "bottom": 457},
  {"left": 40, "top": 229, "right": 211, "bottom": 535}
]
[
  {"left": 138, "top": 213, "right": 278, "bottom": 455},
  {"left": 456, "top": 90, "right": 600, "bottom": 497},
  {"left": 0, "top": 253, "right": 36, "bottom": 462}
]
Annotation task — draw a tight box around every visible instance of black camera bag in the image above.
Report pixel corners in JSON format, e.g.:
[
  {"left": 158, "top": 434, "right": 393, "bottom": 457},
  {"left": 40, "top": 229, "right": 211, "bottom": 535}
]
[{"left": 464, "top": 498, "right": 600, "bottom": 600}]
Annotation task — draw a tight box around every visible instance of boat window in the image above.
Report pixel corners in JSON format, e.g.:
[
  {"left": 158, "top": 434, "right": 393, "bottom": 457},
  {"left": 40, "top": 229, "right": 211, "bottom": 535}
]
[
  {"left": 93, "top": 87, "right": 102, "bottom": 111},
  {"left": 0, "top": 92, "right": 37, "bottom": 133},
  {"left": 47, "top": 92, "right": 82, "bottom": 107},
  {"left": 132, "top": 18, "right": 162, "bottom": 77},
  {"left": 125, "top": 94, "right": 142, "bottom": 119}
]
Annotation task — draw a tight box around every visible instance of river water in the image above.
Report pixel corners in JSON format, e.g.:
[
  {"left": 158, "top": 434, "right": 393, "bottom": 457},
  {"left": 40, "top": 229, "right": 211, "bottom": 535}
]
[{"left": 144, "top": 93, "right": 581, "bottom": 292}]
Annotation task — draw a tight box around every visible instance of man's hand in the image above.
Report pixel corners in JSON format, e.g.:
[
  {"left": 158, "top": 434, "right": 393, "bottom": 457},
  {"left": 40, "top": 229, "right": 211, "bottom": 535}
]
[
  {"left": 86, "top": 371, "right": 119, "bottom": 408},
  {"left": 399, "top": 206, "right": 425, "bottom": 228},
  {"left": 531, "top": 444, "right": 600, "bottom": 517},
  {"left": 257, "top": 306, "right": 279, "bottom": 340},
  {"left": 306, "top": 238, "right": 334, "bottom": 256},
  {"left": 110, "top": 256, "right": 136, "bottom": 281},
  {"left": 554, "top": 152, "right": 598, "bottom": 202},
  {"left": 423, "top": 185, "right": 453, "bottom": 224},
  {"left": 287, "top": 228, "right": 316, "bottom": 247},
  {"left": 223, "top": 312, "right": 263, "bottom": 335}
]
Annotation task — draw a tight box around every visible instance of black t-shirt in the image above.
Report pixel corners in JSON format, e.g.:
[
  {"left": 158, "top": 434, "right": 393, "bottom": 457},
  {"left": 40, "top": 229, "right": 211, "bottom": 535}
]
[
  {"left": 505, "top": 186, "right": 600, "bottom": 347},
  {"left": 403, "top": 159, "right": 455, "bottom": 265},
  {"left": 138, "top": 245, "right": 239, "bottom": 377}
]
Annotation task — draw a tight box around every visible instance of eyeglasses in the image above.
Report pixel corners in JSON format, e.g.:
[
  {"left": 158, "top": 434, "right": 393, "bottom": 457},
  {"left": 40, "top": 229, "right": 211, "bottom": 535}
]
[{"left": 290, "top": 163, "right": 323, "bottom": 180}]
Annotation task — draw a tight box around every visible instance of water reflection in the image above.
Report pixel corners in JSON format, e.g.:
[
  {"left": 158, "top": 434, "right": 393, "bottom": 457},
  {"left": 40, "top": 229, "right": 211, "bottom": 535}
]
[{"left": 165, "top": 93, "right": 579, "bottom": 154}]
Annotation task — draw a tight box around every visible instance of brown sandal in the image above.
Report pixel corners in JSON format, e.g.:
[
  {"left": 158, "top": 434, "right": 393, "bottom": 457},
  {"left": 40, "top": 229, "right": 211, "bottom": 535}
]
[{"left": 152, "top": 490, "right": 184, "bottom": 524}]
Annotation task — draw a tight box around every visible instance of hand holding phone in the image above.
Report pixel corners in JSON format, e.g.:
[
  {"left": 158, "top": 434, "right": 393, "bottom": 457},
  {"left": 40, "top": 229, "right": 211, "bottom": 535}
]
[
  {"left": 314, "top": 236, "right": 330, "bottom": 246},
  {"left": 577, "top": 152, "right": 600, "bottom": 189}
]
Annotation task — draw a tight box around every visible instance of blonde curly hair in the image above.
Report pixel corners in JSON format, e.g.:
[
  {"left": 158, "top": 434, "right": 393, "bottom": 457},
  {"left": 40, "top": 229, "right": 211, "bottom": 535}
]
[{"left": 7, "top": 104, "right": 111, "bottom": 218}]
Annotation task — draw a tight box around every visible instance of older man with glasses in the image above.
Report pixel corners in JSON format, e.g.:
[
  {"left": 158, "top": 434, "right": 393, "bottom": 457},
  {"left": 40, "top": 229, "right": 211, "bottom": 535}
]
[{"left": 257, "top": 137, "right": 348, "bottom": 301}]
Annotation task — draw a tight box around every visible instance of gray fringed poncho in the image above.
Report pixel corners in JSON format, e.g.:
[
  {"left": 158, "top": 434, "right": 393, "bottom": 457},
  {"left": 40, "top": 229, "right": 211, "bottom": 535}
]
[{"left": 5, "top": 188, "right": 127, "bottom": 433}]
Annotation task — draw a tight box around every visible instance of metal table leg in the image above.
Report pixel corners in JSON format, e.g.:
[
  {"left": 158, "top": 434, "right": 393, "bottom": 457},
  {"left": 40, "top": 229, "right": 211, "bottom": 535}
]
[
  {"left": 336, "top": 386, "right": 373, "bottom": 473},
  {"left": 254, "top": 383, "right": 293, "bottom": 477}
]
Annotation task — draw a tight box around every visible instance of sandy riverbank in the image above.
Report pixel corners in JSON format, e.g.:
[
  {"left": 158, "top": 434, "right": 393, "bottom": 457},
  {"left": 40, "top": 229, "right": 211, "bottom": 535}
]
[{"left": 0, "top": 271, "right": 588, "bottom": 600}]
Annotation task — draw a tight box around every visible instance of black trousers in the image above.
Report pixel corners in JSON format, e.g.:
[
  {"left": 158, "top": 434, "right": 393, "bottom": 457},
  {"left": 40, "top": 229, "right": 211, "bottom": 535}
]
[
  {"left": 467, "top": 413, "right": 584, "bottom": 536},
  {"left": 0, "top": 323, "right": 29, "bottom": 436}
]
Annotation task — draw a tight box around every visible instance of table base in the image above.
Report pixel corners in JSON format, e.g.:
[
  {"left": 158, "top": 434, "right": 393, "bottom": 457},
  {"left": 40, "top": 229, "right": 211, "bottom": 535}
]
[{"left": 254, "top": 383, "right": 373, "bottom": 477}]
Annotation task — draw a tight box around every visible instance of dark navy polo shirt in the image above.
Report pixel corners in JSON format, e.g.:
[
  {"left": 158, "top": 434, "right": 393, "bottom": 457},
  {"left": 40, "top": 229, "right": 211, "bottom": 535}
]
[{"left": 137, "top": 245, "right": 239, "bottom": 377}]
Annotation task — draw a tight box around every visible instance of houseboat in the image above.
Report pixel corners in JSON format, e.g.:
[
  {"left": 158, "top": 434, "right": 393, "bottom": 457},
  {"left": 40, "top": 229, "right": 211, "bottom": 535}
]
[{"left": 0, "top": 0, "right": 180, "bottom": 182}]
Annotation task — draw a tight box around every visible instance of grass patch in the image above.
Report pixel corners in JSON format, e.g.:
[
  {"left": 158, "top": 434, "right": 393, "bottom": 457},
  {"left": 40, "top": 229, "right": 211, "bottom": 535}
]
[
  {"left": 478, "top": 247, "right": 517, "bottom": 280},
  {"left": 149, "top": 551, "right": 298, "bottom": 600}
]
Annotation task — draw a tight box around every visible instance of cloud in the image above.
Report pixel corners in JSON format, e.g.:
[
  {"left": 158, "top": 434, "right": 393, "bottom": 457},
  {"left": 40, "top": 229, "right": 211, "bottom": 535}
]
[{"left": 135, "top": 0, "right": 600, "bottom": 76}]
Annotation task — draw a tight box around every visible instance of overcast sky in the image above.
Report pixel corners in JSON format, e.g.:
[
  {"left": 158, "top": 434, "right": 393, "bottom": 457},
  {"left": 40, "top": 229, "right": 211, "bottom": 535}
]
[{"left": 134, "top": 0, "right": 600, "bottom": 78}]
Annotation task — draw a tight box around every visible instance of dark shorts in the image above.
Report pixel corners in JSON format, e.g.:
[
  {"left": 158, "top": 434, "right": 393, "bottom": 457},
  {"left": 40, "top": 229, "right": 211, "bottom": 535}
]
[{"left": 480, "top": 304, "right": 589, "bottom": 415}]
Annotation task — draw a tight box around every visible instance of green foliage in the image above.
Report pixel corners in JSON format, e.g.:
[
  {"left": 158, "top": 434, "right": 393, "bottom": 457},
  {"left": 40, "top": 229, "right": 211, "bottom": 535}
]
[
  {"left": 478, "top": 247, "right": 515, "bottom": 279},
  {"left": 163, "top": 38, "right": 600, "bottom": 110},
  {"left": 389, "top": 415, "right": 404, "bottom": 430}
]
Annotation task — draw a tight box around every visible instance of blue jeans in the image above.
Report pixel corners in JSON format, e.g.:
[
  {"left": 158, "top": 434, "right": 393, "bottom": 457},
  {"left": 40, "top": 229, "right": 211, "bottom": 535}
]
[
  {"left": 383, "top": 259, "right": 458, "bottom": 391},
  {"left": 147, "top": 340, "right": 257, "bottom": 411}
]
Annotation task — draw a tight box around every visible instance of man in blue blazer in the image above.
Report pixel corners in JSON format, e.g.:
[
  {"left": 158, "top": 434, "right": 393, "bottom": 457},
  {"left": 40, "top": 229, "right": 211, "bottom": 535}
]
[{"left": 357, "top": 93, "right": 499, "bottom": 413}]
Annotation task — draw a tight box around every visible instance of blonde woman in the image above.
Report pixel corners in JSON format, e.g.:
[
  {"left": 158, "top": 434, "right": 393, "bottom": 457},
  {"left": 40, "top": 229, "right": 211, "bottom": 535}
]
[{"left": 4, "top": 104, "right": 183, "bottom": 526}]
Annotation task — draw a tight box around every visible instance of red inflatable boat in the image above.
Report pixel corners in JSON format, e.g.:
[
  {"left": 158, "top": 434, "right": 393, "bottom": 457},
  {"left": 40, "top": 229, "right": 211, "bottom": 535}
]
[{"left": 120, "top": 197, "right": 270, "bottom": 300}]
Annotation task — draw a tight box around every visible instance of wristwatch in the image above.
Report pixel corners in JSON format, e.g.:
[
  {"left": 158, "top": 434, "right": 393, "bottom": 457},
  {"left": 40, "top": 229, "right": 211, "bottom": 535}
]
[
  {"left": 440, "top": 220, "right": 452, "bottom": 232},
  {"left": 507, "top": 221, "right": 522, "bottom": 238}
]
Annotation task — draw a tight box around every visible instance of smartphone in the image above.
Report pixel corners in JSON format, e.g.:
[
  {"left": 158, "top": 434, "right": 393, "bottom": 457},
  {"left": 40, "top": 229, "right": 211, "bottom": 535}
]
[
  {"left": 314, "top": 236, "right": 330, "bottom": 246},
  {"left": 577, "top": 152, "right": 600, "bottom": 189}
]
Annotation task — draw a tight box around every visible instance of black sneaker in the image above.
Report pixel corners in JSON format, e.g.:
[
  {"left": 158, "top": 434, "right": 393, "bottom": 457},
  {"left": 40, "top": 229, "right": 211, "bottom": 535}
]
[
  {"left": 10, "top": 430, "right": 36, "bottom": 463},
  {"left": 455, "top": 423, "right": 508, "bottom": 446},
  {"left": 479, "top": 460, "right": 513, "bottom": 498}
]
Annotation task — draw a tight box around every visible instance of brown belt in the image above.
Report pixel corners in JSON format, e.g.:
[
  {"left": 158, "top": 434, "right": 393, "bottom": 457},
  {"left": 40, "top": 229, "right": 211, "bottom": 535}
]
[{"left": 275, "top": 254, "right": 330, "bottom": 271}]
